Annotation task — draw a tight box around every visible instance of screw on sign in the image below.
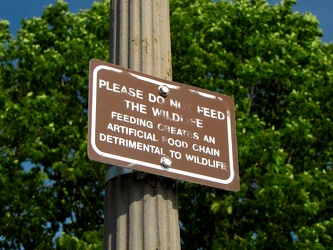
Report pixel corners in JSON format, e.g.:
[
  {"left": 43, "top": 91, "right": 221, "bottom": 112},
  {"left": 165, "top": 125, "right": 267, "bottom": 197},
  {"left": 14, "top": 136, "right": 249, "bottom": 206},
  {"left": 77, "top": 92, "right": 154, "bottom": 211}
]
[
  {"left": 159, "top": 85, "right": 170, "bottom": 97},
  {"left": 88, "top": 59, "right": 240, "bottom": 191},
  {"left": 161, "top": 156, "right": 172, "bottom": 169}
]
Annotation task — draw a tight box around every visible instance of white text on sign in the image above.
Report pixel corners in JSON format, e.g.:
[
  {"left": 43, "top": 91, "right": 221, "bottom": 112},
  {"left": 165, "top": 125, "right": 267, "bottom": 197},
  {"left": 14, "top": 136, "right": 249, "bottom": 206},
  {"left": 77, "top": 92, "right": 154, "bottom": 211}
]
[{"left": 97, "top": 77, "right": 228, "bottom": 171}]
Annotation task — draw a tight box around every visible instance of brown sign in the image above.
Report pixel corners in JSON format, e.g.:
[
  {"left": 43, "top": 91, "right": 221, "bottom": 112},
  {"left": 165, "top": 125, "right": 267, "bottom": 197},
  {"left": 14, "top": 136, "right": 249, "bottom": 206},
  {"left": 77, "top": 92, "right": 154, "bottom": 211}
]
[{"left": 88, "top": 59, "right": 239, "bottom": 191}]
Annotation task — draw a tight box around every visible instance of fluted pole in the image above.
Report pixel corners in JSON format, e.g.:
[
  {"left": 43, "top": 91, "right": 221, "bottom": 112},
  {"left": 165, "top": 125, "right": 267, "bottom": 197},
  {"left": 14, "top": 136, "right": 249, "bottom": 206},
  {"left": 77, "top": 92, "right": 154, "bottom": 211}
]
[{"left": 104, "top": 1, "right": 180, "bottom": 249}]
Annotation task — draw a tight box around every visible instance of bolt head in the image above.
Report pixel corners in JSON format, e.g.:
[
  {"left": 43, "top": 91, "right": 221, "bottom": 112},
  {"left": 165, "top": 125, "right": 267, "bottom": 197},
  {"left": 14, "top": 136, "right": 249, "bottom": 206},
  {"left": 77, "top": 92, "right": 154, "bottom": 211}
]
[
  {"left": 159, "top": 85, "right": 169, "bottom": 97},
  {"left": 161, "top": 156, "right": 172, "bottom": 168}
]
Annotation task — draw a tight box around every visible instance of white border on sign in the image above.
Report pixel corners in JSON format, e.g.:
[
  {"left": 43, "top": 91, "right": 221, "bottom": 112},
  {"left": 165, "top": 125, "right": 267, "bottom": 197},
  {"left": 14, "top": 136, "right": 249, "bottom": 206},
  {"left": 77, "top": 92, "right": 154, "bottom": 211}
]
[{"left": 91, "top": 64, "right": 235, "bottom": 185}]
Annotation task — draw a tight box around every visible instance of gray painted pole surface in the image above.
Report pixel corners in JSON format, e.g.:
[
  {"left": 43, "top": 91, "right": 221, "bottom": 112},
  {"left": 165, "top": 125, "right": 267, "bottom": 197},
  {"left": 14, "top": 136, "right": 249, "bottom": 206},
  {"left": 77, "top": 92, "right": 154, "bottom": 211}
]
[{"left": 104, "top": 1, "right": 181, "bottom": 249}]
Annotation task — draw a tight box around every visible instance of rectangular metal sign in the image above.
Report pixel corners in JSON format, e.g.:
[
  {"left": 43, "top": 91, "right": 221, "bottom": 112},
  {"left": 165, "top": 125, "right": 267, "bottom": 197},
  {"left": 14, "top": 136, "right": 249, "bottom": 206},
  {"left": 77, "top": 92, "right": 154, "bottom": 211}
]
[{"left": 88, "top": 59, "right": 239, "bottom": 191}]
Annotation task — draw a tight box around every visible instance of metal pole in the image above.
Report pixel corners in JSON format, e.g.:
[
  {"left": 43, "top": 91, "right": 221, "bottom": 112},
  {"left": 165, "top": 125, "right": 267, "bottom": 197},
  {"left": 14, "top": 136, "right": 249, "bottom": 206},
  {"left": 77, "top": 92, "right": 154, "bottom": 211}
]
[{"left": 104, "top": 1, "right": 180, "bottom": 249}]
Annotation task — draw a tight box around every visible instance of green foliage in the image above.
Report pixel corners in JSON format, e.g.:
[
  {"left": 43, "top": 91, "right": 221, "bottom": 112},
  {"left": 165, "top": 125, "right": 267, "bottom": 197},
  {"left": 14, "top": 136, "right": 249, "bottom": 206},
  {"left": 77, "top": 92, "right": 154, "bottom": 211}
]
[
  {"left": 171, "top": 0, "right": 333, "bottom": 249},
  {"left": 55, "top": 231, "right": 103, "bottom": 250},
  {"left": 1, "top": 0, "right": 333, "bottom": 249},
  {"left": 0, "top": 1, "right": 109, "bottom": 249}
]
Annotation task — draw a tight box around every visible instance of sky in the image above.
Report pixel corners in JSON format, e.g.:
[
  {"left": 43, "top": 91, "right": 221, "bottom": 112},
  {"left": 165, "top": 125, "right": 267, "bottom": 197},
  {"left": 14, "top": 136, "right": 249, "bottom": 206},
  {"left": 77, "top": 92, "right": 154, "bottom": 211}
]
[{"left": 0, "top": 0, "right": 333, "bottom": 43}]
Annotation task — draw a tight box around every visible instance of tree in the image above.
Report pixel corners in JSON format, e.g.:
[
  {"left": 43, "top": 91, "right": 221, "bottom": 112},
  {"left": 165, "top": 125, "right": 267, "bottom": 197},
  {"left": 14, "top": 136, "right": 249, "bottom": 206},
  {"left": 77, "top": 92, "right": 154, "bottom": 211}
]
[
  {"left": 1, "top": 0, "right": 332, "bottom": 249},
  {"left": 0, "top": 1, "right": 109, "bottom": 249},
  {"left": 171, "top": 0, "right": 333, "bottom": 249}
]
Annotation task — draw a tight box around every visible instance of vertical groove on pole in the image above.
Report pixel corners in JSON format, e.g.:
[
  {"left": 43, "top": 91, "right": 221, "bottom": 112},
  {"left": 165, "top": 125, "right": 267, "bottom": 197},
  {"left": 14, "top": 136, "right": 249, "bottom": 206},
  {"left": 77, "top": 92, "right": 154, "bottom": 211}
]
[
  {"left": 105, "top": 174, "right": 180, "bottom": 250},
  {"left": 110, "top": 0, "right": 172, "bottom": 80},
  {"left": 105, "top": 0, "right": 180, "bottom": 249}
]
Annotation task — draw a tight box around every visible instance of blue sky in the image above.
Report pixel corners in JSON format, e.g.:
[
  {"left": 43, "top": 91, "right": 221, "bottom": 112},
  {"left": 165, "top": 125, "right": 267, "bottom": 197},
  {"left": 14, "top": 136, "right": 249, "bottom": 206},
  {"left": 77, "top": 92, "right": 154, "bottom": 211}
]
[{"left": 0, "top": 0, "right": 332, "bottom": 43}]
